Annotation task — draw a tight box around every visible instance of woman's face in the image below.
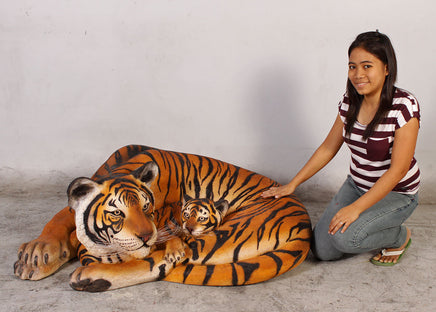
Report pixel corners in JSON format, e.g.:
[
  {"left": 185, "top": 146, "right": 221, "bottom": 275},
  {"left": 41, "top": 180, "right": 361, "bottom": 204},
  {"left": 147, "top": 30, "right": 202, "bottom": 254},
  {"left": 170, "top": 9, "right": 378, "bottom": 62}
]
[{"left": 348, "top": 47, "right": 388, "bottom": 100}]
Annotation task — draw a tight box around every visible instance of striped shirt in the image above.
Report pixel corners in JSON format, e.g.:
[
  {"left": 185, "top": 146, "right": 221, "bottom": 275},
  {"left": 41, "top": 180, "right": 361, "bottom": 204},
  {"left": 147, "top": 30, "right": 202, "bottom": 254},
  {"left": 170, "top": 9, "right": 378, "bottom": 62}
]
[{"left": 338, "top": 88, "right": 420, "bottom": 194}]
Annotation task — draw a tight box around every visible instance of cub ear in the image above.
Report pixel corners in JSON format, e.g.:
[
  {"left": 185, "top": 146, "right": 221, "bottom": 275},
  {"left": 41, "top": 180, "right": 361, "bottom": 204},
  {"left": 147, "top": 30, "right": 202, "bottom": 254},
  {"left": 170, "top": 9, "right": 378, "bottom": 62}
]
[
  {"left": 132, "top": 161, "right": 159, "bottom": 185},
  {"left": 67, "top": 177, "right": 100, "bottom": 208},
  {"left": 215, "top": 199, "right": 229, "bottom": 217},
  {"left": 183, "top": 193, "right": 193, "bottom": 205}
]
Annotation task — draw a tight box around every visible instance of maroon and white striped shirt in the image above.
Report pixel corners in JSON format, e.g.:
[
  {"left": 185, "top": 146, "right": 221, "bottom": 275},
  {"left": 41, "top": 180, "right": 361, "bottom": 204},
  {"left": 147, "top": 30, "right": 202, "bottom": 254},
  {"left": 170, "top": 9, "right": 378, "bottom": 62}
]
[{"left": 339, "top": 88, "right": 420, "bottom": 194}]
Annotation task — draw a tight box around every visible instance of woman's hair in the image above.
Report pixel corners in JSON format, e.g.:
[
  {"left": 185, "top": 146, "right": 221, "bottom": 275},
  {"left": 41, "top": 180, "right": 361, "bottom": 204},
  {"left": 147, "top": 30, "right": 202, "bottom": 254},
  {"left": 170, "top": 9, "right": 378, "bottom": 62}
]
[{"left": 345, "top": 31, "right": 397, "bottom": 139}]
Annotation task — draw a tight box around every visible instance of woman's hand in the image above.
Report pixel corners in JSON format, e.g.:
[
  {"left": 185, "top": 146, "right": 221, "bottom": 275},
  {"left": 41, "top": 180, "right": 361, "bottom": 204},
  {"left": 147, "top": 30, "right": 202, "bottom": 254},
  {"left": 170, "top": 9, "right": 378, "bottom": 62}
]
[
  {"left": 261, "top": 183, "right": 295, "bottom": 199},
  {"left": 329, "top": 205, "right": 361, "bottom": 235}
]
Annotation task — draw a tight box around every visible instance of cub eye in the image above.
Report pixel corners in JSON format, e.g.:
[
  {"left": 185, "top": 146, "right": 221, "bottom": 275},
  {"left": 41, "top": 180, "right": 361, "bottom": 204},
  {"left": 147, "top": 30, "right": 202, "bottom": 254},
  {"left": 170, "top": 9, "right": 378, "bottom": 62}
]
[
  {"left": 143, "top": 203, "right": 150, "bottom": 212},
  {"left": 112, "top": 209, "right": 123, "bottom": 217},
  {"left": 183, "top": 212, "right": 190, "bottom": 218},
  {"left": 198, "top": 217, "right": 207, "bottom": 222}
]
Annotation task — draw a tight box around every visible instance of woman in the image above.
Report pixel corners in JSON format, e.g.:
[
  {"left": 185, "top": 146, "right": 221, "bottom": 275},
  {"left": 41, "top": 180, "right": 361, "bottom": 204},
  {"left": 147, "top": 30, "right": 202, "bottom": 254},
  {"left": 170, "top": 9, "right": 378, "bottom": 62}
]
[{"left": 262, "top": 31, "right": 420, "bottom": 266}]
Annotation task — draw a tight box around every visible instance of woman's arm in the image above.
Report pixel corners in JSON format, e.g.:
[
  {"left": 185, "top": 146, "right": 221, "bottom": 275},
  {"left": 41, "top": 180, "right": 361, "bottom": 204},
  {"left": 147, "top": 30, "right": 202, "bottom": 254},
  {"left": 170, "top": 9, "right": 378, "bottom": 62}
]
[
  {"left": 262, "top": 114, "right": 345, "bottom": 198},
  {"left": 329, "top": 117, "right": 419, "bottom": 234}
]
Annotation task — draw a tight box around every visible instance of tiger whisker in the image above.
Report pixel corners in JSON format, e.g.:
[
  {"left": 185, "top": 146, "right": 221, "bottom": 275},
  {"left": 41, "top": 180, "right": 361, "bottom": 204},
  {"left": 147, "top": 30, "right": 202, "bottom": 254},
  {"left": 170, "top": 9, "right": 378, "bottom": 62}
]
[{"left": 154, "top": 225, "right": 188, "bottom": 243}]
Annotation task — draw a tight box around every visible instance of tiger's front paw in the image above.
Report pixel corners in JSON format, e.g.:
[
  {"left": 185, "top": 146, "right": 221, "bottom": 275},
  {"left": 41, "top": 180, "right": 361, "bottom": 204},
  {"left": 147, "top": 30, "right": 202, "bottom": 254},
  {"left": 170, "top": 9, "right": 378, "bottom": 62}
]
[
  {"left": 14, "top": 237, "right": 74, "bottom": 281},
  {"left": 164, "top": 237, "right": 187, "bottom": 264},
  {"left": 69, "top": 266, "right": 112, "bottom": 292}
]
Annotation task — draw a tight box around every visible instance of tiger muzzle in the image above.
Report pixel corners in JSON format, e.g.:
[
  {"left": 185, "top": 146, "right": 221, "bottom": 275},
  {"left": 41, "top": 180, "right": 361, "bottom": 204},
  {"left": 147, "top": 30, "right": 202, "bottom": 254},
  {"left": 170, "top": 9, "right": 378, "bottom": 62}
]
[{"left": 137, "top": 232, "right": 154, "bottom": 245}]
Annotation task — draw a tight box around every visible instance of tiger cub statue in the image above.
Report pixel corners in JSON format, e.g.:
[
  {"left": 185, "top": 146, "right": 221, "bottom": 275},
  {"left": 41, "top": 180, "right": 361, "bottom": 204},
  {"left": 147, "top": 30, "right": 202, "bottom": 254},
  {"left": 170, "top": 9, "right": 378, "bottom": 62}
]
[
  {"left": 161, "top": 196, "right": 229, "bottom": 263},
  {"left": 14, "top": 145, "right": 312, "bottom": 292},
  {"left": 180, "top": 194, "right": 229, "bottom": 236}
]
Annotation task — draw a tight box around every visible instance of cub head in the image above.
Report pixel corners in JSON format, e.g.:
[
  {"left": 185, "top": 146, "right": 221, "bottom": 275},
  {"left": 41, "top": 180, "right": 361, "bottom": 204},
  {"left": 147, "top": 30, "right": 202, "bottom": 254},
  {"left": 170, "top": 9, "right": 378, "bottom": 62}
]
[
  {"left": 67, "top": 162, "right": 159, "bottom": 262},
  {"left": 181, "top": 194, "right": 229, "bottom": 236}
]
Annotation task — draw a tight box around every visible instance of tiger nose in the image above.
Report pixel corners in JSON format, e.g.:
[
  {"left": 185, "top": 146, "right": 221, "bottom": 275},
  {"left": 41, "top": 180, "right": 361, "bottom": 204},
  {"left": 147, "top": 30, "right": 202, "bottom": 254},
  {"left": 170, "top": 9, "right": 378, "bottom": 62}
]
[
  {"left": 185, "top": 219, "right": 197, "bottom": 233},
  {"left": 138, "top": 232, "right": 153, "bottom": 243}
]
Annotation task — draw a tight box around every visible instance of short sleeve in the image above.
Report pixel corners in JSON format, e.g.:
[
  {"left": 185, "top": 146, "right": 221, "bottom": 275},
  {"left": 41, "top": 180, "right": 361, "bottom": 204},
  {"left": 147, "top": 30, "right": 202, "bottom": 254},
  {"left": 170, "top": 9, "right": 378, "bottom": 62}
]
[
  {"left": 393, "top": 90, "right": 420, "bottom": 129},
  {"left": 338, "top": 93, "right": 349, "bottom": 124}
]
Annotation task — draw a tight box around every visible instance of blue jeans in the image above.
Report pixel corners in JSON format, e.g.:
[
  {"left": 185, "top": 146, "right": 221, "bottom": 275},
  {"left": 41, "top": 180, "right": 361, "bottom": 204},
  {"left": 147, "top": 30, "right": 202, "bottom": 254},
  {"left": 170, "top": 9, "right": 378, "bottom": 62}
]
[{"left": 312, "top": 175, "right": 418, "bottom": 261}]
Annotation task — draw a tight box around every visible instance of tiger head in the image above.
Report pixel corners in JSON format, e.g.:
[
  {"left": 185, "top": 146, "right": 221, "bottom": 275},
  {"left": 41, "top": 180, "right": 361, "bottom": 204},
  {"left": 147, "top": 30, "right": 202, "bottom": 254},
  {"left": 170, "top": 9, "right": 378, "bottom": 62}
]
[
  {"left": 67, "top": 162, "right": 159, "bottom": 262},
  {"left": 181, "top": 194, "right": 229, "bottom": 236}
]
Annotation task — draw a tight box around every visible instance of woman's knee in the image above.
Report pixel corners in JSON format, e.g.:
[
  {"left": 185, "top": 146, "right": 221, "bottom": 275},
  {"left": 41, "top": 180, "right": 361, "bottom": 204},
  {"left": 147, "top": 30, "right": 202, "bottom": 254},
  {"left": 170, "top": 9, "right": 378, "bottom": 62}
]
[
  {"left": 329, "top": 230, "right": 359, "bottom": 254},
  {"left": 311, "top": 244, "right": 343, "bottom": 261},
  {"left": 312, "top": 229, "right": 344, "bottom": 261}
]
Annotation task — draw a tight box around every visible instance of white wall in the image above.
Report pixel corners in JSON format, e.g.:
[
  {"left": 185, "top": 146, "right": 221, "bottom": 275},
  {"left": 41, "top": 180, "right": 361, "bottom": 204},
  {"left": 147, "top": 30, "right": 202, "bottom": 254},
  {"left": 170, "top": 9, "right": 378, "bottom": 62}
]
[{"left": 1, "top": 0, "right": 435, "bottom": 203}]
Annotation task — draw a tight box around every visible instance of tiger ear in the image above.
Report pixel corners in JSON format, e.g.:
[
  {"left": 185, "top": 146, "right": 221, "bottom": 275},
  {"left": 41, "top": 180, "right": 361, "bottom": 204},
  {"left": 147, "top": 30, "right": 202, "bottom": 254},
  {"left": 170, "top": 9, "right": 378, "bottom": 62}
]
[
  {"left": 67, "top": 177, "right": 100, "bottom": 209},
  {"left": 132, "top": 161, "right": 158, "bottom": 185},
  {"left": 183, "top": 193, "right": 193, "bottom": 205},
  {"left": 215, "top": 199, "right": 229, "bottom": 217}
]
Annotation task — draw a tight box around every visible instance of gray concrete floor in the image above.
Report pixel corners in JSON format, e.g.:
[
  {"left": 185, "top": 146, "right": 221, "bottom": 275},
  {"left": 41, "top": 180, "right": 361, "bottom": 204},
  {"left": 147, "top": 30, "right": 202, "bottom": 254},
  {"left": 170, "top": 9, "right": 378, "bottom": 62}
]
[{"left": 1, "top": 184, "right": 435, "bottom": 312}]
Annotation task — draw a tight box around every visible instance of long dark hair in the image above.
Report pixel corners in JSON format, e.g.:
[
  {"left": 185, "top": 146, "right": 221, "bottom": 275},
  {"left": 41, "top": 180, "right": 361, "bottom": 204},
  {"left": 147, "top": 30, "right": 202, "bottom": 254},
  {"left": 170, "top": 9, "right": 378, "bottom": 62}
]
[{"left": 345, "top": 31, "right": 397, "bottom": 139}]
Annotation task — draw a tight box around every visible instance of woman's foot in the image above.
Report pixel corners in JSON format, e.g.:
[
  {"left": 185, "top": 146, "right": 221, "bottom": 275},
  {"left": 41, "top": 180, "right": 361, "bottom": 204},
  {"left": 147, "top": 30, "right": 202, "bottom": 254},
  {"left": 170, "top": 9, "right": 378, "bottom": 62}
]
[{"left": 371, "top": 228, "right": 411, "bottom": 266}]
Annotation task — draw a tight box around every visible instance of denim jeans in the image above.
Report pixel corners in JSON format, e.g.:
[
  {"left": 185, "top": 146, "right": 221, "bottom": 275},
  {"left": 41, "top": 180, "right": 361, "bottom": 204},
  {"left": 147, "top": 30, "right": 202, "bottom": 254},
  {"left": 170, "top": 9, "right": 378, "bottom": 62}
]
[{"left": 312, "top": 175, "right": 418, "bottom": 261}]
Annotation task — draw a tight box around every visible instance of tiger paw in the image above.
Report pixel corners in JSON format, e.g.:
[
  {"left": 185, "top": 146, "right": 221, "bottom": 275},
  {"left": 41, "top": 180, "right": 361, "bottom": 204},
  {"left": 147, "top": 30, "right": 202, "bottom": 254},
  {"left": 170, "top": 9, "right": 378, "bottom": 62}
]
[
  {"left": 164, "top": 237, "right": 187, "bottom": 264},
  {"left": 69, "top": 266, "right": 112, "bottom": 292},
  {"left": 14, "top": 236, "right": 75, "bottom": 280}
]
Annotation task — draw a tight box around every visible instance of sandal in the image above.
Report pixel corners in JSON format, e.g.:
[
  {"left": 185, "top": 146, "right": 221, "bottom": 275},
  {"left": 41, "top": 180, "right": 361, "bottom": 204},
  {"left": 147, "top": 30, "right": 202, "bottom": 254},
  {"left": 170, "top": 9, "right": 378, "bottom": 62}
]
[{"left": 370, "top": 238, "right": 411, "bottom": 266}]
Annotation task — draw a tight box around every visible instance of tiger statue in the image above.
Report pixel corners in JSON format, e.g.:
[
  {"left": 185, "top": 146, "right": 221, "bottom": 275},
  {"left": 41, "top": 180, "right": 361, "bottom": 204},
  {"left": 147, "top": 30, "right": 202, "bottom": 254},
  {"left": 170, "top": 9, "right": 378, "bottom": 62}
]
[
  {"left": 180, "top": 194, "right": 229, "bottom": 236},
  {"left": 14, "top": 145, "right": 311, "bottom": 292}
]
